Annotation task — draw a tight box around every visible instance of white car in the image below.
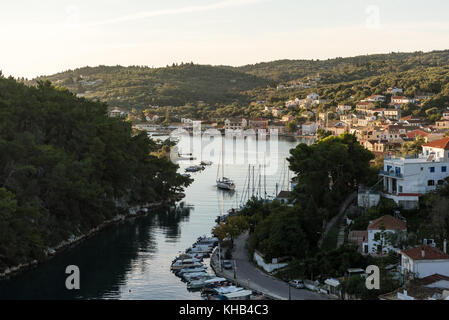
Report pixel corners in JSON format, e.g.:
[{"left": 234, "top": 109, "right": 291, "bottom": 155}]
[
  {"left": 223, "top": 260, "right": 233, "bottom": 270},
  {"left": 289, "top": 280, "right": 305, "bottom": 289}
]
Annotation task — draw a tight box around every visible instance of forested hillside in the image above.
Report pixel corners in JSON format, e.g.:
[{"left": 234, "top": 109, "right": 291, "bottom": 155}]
[
  {"left": 0, "top": 75, "right": 190, "bottom": 273},
  {"left": 30, "top": 50, "right": 449, "bottom": 112},
  {"left": 238, "top": 50, "right": 449, "bottom": 83},
  {"left": 32, "top": 64, "right": 271, "bottom": 110}
]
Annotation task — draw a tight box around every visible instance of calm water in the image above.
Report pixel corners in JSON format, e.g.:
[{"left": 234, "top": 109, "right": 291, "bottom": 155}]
[{"left": 0, "top": 135, "right": 306, "bottom": 300}]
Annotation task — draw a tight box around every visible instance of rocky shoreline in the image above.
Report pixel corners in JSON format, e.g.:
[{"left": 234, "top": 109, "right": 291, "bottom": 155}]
[{"left": 0, "top": 194, "right": 184, "bottom": 280}]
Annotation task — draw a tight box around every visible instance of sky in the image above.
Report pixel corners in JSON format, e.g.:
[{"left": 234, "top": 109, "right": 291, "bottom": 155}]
[{"left": 1, "top": 0, "right": 449, "bottom": 79}]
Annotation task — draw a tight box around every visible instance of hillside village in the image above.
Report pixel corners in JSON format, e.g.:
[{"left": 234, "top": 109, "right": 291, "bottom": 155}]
[{"left": 116, "top": 85, "right": 449, "bottom": 301}]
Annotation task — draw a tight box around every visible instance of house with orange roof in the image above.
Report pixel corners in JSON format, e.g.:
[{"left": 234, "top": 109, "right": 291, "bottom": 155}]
[
  {"left": 400, "top": 242, "right": 449, "bottom": 279},
  {"left": 367, "top": 215, "right": 407, "bottom": 255}
]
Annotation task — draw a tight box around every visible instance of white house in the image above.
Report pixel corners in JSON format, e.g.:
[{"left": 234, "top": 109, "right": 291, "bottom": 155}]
[
  {"left": 391, "top": 96, "right": 416, "bottom": 105},
  {"left": 383, "top": 108, "right": 402, "bottom": 121},
  {"left": 302, "top": 122, "right": 317, "bottom": 135},
  {"left": 366, "top": 215, "right": 407, "bottom": 255},
  {"left": 306, "top": 92, "right": 319, "bottom": 101},
  {"left": 380, "top": 137, "right": 449, "bottom": 208},
  {"left": 109, "top": 108, "right": 127, "bottom": 118},
  {"left": 337, "top": 105, "right": 352, "bottom": 113},
  {"left": 400, "top": 244, "right": 449, "bottom": 279},
  {"left": 364, "top": 95, "right": 386, "bottom": 102},
  {"left": 224, "top": 118, "right": 248, "bottom": 130}
]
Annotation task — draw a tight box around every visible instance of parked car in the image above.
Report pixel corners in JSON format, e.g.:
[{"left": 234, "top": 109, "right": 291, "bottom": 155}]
[
  {"left": 223, "top": 260, "right": 233, "bottom": 270},
  {"left": 289, "top": 280, "right": 305, "bottom": 289}
]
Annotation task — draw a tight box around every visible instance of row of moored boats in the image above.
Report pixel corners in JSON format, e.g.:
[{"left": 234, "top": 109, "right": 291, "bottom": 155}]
[
  {"left": 170, "top": 235, "right": 267, "bottom": 300},
  {"left": 171, "top": 236, "right": 219, "bottom": 290}
]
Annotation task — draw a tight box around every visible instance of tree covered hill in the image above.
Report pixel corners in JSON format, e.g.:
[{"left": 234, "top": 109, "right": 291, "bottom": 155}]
[
  {"left": 31, "top": 64, "right": 272, "bottom": 110},
  {"left": 0, "top": 75, "right": 190, "bottom": 273},
  {"left": 237, "top": 50, "right": 449, "bottom": 83},
  {"left": 28, "top": 50, "right": 449, "bottom": 114}
]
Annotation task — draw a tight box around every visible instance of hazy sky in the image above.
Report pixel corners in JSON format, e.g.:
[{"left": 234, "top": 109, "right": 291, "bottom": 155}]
[{"left": 1, "top": 0, "right": 449, "bottom": 78}]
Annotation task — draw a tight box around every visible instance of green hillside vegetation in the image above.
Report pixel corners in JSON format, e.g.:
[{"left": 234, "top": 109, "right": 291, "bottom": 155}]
[
  {"left": 29, "top": 50, "right": 449, "bottom": 122},
  {"left": 0, "top": 75, "right": 190, "bottom": 273},
  {"left": 238, "top": 50, "right": 449, "bottom": 83},
  {"left": 32, "top": 64, "right": 271, "bottom": 110}
]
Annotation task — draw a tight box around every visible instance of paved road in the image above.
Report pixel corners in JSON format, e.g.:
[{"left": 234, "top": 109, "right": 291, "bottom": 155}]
[{"left": 213, "top": 232, "right": 329, "bottom": 300}]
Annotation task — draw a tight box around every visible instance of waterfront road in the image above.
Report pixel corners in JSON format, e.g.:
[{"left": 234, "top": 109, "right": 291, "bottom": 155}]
[{"left": 212, "top": 232, "right": 330, "bottom": 300}]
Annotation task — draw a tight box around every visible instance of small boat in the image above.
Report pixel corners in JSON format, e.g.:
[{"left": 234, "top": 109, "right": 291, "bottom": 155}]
[
  {"left": 187, "top": 277, "right": 227, "bottom": 290},
  {"left": 200, "top": 160, "right": 213, "bottom": 166},
  {"left": 183, "top": 272, "right": 212, "bottom": 282},
  {"left": 196, "top": 236, "right": 219, "bottom": 246},
  {"left": 185, "top": 165, "right": 204, "bottom": 172},
  {"left": 187, "top": 245, "right": 213, "bottom": 254},
  {"left": 217, "top": 177, "right": 236, "bottom": 191},
  {"left": 171, "top": 259, "right": 203, "bottom": 271},
  {"left": 181, "top": 173, "right": 191, "bottom": 178},
  {"left": 177, "top": 266, "right": 208, "bottom": 276},
  {"left": 187, "top": 279, "right": 209, "bottom": 290},
  {"left": 216, "top": 138, "right": 236, "bottom": 191}
]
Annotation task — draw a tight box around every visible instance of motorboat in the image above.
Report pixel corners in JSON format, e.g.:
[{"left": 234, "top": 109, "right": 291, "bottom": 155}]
[
  {"left": 183, "top": 272, "right": 212, "bottom": 281},
  {"left": 196, "top": 236, "right": 218, "bottom": 246},
  {"left": 171, "top": 259, "right": 203, "bottom": 271},
  {"left": 185, "top": 165, "right": 204, "bottom": 172},
  {"left": 187, "top": 277, "right": 227, "bottom": 290},
  {"left": 177, "top": 266, "right": 208, "bottom": 276}
]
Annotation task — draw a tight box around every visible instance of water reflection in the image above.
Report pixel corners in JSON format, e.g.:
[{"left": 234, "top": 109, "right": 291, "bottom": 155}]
[
  {"left": 0, "top": 204, "right": 191, "bottom": 300},
  {"left": 0, "top": 136, "right": 299, "bottom": 300}
]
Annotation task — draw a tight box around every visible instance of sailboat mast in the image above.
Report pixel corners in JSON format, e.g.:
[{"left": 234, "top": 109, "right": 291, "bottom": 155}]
[
  {"left": 252, "top": 166, "right": 255, "bottom": 197},
  {"left": 222, "top": 136, "right": 224, "bottom": 179},
  {"left": 247, "top": 165, "right": 251, "bottom": 202},
  {"left": 264, "top": 156, "right": 267, "bottom": 200}
]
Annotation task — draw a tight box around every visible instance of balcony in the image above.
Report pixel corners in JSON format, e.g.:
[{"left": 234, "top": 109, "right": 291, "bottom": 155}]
[{"left": 379, "top": 170, "right": 403, "bottom": 179}]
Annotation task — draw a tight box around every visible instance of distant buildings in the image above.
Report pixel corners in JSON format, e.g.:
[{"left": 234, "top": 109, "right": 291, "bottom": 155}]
[
  {"left": 109, "top": 108, "right": 128, "bottom": 118},
  {"left": 249, "top": 118, "right": 269, "bottom": 130},
  {"left": 224, "top": 118, "right": 248, "bottom": 130}
]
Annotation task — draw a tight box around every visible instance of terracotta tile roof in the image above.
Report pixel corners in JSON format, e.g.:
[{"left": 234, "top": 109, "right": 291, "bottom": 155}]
[
  {"left": 406, "top": 130, "right": 430, "bottom": 139},
  {"left": 401, "top": 245, "right": 449, "bottom": 261},
  {"left": 422, "top": 137, "right": 449, "bottom": 150},
  {"left": 368, "top": 215, "right": 407, "bottom": 230},
  {"left": 419, "top": 274, "right": 449, "bottom": 286}
]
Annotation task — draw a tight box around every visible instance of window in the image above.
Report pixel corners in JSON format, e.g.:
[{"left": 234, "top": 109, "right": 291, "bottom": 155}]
[
  {"left": 430, "top": 167, "right": 435, "bottom": 173},
  {"left": 442, "top": 166, "right": 447, "bottom": 173},
  {"left": 399, "top": 186, "right": 403, "bottom": 193},
  {"left": 428, "top": 180, "right": 435, "bottom": 186},
  {"left": 438, "top": 180, "right": 445, "bottom": 185}
]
